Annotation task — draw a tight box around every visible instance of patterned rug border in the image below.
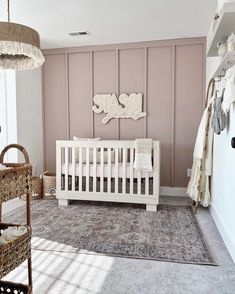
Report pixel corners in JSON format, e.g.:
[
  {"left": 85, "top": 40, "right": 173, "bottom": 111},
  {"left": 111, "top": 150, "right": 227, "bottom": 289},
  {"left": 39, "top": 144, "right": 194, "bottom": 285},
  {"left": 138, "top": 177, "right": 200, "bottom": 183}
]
[
  {"left": 58, "top": 205, "right": 217, "bottom": 266},
  {"left": 4, "top": 201, "right": 217, "bottom": 266},
  {"left": 174, "top": 205, "right": 218, "bottom": 266},
  {"left": 32, "top": 245, "right": 217, "bottom": 266}
]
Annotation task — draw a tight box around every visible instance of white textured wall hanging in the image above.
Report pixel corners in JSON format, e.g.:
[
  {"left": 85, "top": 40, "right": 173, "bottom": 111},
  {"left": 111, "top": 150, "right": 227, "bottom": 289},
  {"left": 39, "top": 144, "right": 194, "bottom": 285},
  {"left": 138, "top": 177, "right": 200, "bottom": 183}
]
[{"left": 92, "top": 93, "right": 147, "bottom": 124}]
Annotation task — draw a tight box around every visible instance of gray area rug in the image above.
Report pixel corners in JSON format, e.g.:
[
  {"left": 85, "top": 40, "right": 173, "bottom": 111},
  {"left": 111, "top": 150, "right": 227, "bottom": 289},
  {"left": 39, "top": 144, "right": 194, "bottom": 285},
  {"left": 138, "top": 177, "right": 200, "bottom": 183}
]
[{"left": 4, "top": 200, "right": 216, "bottom": 265}]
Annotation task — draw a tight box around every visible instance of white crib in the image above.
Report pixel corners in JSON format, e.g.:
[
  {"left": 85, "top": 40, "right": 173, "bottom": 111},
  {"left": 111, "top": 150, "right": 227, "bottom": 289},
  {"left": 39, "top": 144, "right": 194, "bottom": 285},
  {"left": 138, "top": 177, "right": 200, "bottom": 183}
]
[{"left": 56, "top": 140, "right": 160, "bottom": 212}]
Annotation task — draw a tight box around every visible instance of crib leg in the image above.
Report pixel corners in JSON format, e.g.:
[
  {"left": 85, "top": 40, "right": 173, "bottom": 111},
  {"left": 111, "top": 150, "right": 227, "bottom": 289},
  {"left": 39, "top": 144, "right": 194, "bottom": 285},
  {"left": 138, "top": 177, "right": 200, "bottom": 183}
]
[
  {"left": 146, "top": 204, "right": 157, "bottom": 212},
  {"left": 58, "top": 199, "right": 70, "bottom": 206}
]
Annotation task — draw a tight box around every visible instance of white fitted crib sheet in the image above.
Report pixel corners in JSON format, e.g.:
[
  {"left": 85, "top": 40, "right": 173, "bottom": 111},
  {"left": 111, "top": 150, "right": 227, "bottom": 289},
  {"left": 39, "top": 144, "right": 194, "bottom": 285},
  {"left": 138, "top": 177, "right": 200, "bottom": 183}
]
[{"left": 61, "top": 163, "right": 153, "bottom": 178}]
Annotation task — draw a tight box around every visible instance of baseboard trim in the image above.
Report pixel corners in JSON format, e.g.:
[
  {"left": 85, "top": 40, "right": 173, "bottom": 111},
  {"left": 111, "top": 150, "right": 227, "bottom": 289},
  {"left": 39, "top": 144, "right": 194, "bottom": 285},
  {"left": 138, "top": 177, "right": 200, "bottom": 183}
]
[
  {"left": 160, "top": 186, "right": 187, "bottom": 197},
  {"left": 210, "top": 204, "right": 235, "bottom": 263}
]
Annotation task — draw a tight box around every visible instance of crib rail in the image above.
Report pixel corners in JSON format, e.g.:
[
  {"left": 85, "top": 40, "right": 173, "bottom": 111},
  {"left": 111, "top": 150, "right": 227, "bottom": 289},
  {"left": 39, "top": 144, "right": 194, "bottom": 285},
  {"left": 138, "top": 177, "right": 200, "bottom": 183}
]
[{"left": 56, "top": 140, "right": 160, "bottom": 211}]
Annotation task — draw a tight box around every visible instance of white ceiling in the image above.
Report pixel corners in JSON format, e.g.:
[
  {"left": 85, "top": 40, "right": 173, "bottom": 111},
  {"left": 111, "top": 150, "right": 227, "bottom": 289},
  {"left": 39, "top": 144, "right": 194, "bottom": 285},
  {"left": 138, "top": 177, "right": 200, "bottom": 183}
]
[{"left": 0, "top": 0, "right": 217, "bottom": 49}]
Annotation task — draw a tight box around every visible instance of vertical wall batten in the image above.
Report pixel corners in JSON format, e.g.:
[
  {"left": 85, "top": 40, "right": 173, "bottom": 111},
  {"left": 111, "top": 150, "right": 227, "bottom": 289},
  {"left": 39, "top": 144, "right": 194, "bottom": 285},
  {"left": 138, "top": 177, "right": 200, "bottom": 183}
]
[
  {"left": 90, "top": 51, "right": 94, "bottom": 138},
  {"left": 42, "top": 67, "right": 46, "bottom": 172},
  {"left": 65, "top": 53, "right": 70, "bottom": 139},
  {"left": 171, "top": 45, "right": 176, "bottom": 187},
  {"left": 144, "top": 47, "right": 148, "bottom": 138},
  {"left": 116, "top": 49, "right": 120, "bottom": 139}
]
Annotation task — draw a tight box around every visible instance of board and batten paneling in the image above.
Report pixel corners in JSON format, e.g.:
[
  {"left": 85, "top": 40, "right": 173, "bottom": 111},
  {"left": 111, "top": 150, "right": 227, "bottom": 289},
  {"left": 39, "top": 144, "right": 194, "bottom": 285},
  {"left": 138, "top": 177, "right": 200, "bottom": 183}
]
[
  {"left": 119, "top": 48, "right": 145, "bottom": 139},
  {"left": 93, "top": 50, "right": 118, "bottom": 139},
  {"left": 43, "top": 54, "right": 68, "bottom": 172},
  {"left": 147, "top": 46, "right": 172, "bottom": 187},
  {"left": 69, "top": 52, "right": 92, "bottom": 139},
  {"left": 174, "top": 44, "right": 205, "bottom": 187},
  {"left": 43, "top": 37, "right": 205, "bottom": 187}
]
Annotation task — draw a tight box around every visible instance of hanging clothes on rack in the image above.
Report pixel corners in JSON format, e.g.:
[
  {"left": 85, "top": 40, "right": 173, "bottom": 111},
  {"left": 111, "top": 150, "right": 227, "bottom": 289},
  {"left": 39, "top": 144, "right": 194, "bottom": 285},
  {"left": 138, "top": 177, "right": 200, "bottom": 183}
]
[
  {"left": 222, "top": 65, "right": 235, "bottom": 113},
  {"left": 211, "top": 89, "right": 227, "bottom": 135},
  {"left": 187, "top": 79, "right": 215, "bottom": 207}
]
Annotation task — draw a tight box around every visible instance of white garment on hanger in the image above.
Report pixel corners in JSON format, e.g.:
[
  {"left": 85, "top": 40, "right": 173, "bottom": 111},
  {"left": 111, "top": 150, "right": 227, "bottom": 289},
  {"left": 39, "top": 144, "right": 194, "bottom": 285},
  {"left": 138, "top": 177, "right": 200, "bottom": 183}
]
[
  {"left": 187, "top": 96, "right": 214, "bottom": 207},
  {"left": 222, "top": 65, "right": 235, "bottom": 113}
]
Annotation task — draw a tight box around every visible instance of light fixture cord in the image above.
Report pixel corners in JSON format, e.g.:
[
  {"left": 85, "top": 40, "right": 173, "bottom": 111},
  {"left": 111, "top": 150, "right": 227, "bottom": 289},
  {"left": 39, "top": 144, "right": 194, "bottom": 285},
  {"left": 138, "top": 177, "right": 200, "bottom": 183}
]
[{"left": 7, "top": 0, "right": 10, "bottom": 22}]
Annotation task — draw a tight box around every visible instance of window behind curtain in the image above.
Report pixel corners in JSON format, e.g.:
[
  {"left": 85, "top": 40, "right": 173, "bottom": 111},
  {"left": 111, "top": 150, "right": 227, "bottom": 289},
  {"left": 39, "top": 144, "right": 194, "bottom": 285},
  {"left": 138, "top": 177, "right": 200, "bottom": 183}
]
[{"left": 0, "top": 70, "right": 17, "bottom": 162}]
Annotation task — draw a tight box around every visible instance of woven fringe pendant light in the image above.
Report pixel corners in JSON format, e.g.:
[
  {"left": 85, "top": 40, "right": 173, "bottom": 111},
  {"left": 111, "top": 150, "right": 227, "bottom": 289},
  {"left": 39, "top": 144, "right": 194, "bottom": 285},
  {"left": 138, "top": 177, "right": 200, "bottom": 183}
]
[{"left": 0, "top": 0, "right": 44, "bottom": 70}]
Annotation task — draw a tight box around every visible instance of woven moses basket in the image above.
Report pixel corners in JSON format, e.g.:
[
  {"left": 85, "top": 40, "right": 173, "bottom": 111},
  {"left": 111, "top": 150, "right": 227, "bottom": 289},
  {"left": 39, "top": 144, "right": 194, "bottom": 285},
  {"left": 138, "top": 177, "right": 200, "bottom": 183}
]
[{"left": 0, "top": 144, "right": 32, "bottom": 293}]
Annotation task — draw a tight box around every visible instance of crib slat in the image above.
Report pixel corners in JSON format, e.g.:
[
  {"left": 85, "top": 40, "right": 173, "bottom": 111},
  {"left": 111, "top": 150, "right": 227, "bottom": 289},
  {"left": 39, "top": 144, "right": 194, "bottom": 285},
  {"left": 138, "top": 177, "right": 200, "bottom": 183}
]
[
  {"left": 86, "top": 148, "right": 89, "bottom": 192},
  {"left": 115, "top": 148, "right": 119, "bottom": 194},
  {"left": 153, "top": 146, "right": 160, "bottom": 197},
  {"left": 56, "top": 144, "right": 62, "bottom": 191},
  {"left": 122, "top": 148, "right": 127, "bottom": 194},
  {"left": 72, "top": 147, "right": 75, "bottom": 191},
  {"left": 107, "top": 148, "right": 111, "bottom": 193},
  {"left": 145, "top": 172, "right": 149, "bottom": 195},
  {"left": 79, "top": 147, "right": 83, "bottom": 192},
  {"left": 130, "top": 148, "right": 134, "bottom": 194},
  {"left": 65, "top": 147, "right": 69, "bottom": 191},
  {"left": 93, "top": 148, "right": 97, "bottom": 192},
  {"left": 137, "top": 171, "right": 141, "bottom": 195},
  {"left": 100, "top": 148, "right": 104, "bottom": 193}
]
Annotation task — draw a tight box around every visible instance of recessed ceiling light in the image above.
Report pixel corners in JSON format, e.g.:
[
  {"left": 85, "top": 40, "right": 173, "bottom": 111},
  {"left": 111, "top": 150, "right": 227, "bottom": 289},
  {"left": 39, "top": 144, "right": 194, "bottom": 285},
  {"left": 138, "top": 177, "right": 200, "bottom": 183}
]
[{"left": 69, "top": 31, "right": 89, "bottom": 36}]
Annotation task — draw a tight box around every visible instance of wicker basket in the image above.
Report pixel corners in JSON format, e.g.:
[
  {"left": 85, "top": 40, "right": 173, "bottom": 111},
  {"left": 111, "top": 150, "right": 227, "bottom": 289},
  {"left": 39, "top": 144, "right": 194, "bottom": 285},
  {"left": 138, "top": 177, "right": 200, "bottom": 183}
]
[
  {"left": 0, "top": 280, "right": 31, "bottom": 294},
  {"left": 0, "top": 145, "right": 32, "bottom": 204},
  {"left": 43, "top": 172, "right": 56, "bottom": 199},
  {"left": 0, "top": 223, "right": 31, "bottom": 279},
  {"left": 21, "top": 176, "right": 42, "bottom": 201}
]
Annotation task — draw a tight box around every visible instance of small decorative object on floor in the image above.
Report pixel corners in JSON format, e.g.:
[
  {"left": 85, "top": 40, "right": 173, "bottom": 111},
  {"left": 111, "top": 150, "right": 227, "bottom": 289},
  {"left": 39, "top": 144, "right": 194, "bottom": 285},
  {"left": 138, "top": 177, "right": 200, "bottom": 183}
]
[{"left": 43, "top": 172, "right": 56, "bottom": 199}]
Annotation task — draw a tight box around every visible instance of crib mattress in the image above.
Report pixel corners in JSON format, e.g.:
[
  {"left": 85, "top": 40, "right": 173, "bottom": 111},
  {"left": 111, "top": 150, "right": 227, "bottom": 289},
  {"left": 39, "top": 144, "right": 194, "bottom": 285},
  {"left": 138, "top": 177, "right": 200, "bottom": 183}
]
[{"left": 61, "top": 163, "right": 153, "bottom": 178}]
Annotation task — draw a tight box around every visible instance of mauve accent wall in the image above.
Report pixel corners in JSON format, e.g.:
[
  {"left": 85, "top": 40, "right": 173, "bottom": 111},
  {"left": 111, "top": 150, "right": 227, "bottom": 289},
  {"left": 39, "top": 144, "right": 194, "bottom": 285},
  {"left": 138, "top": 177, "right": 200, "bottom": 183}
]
[{"left": 43, "top": 37, "right": 205, "bottom": 187}]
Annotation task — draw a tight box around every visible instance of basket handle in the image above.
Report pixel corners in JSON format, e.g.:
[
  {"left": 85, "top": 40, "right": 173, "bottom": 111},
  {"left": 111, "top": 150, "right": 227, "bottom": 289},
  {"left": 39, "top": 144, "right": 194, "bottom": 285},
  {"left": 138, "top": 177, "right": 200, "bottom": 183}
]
[{"left": 0, "top": 144, "right": 30, "bottom": 164}]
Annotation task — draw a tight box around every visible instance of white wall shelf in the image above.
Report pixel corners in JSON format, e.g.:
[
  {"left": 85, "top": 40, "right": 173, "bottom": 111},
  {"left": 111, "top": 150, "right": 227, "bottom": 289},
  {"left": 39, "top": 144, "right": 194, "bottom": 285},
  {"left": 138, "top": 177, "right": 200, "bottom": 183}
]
[
  {"left": 213, "top": 51, "right": 235, "bottom": 78},
  {"left": 207, "top": 2, "right": 235, "bottom": 57}
]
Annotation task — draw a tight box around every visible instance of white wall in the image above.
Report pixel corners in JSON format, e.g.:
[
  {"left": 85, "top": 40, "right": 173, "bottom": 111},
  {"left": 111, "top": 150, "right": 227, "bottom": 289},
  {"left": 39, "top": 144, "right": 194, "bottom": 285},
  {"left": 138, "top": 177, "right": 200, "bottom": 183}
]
[
  {"left": 15, "top": 68, "right": 44, "bottom": 175},
  {"left": 207, "top": 0, "right": 235, "bottom": 263},
  {"left": 211, "top": 104, "right": 235, "bottom": 263}
]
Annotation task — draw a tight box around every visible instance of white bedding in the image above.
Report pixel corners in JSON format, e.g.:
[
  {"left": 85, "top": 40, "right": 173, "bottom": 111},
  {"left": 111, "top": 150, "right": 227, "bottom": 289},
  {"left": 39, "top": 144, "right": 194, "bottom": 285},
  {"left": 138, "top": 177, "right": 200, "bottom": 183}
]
[{"left": 61, "top": 163, "right": 153, "bottom": 178}]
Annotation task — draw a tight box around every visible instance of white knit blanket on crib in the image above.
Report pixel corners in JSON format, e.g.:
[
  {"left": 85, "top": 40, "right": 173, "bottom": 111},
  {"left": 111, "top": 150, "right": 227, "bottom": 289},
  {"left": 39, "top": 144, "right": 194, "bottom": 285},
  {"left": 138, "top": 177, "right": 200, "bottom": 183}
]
[{"left": 134, "top": 139, "right": 153, "bottom": 172}]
